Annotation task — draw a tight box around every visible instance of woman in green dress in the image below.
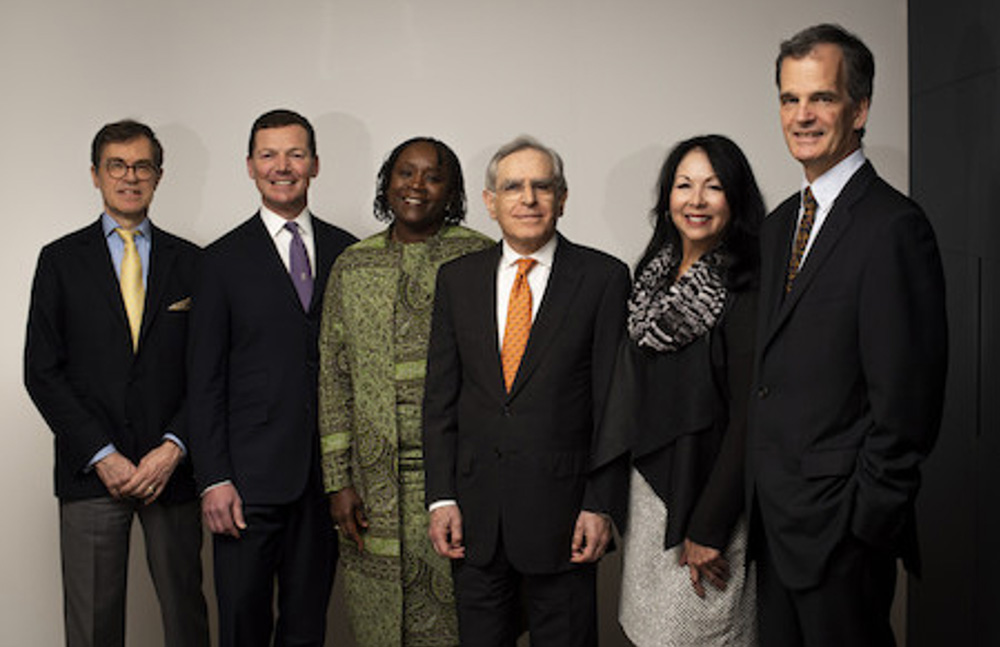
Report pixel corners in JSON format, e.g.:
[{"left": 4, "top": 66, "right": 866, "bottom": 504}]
[{"left": 319, "top": 137, "right": 492, "bottom": 647}]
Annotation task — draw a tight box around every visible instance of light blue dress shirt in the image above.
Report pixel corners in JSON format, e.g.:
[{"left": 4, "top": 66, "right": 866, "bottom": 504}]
[{"left": 89, "top": 214, "right": 185, "bottom": 470}]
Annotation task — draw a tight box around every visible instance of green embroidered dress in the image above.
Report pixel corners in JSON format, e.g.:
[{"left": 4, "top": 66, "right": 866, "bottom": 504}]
[{"left": 319, "top": 225, "right": 493, "bottom": 647}]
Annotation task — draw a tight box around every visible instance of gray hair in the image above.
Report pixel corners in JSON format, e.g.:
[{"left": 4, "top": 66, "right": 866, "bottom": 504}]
[{"left": 484, "top": 135, "right": 567, "bottom": 198}]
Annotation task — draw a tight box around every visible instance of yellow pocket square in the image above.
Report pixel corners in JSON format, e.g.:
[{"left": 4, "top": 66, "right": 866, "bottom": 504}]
[{"left": 167, "top": 297, "right": 192, "bottom": 312}]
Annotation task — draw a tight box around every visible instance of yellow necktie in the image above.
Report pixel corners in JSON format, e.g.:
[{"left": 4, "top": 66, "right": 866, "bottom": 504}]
[
  {"left": 785, "top": 187, "right": 817, "bottom": 292},
  {"left": 116, "top": 228, "right": 144, "bottom": 351},
  {"left": 501, "top": 258, "right": 537, "bottom": 392}
]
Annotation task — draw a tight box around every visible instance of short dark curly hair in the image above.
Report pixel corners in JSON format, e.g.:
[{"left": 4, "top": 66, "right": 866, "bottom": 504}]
[{"left": 373, "top": 137, "right": 466, "bottom": 225}]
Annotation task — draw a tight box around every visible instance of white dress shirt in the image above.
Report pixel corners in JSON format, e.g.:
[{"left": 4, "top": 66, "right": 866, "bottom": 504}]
[
  {"left": 795, "top": 148, "right": 866, "bottom": 266},
  {"left": 496, "top": 235, "right": 557, "bottom": 350},
  {"left": 259, "top": 205, "right": 316, "bottom": 276}
]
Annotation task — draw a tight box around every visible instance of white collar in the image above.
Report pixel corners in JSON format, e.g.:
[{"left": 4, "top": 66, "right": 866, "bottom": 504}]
[
  {"left": 802, "top": 148, "right": 866, "bottom": 210},
  {"left": 260, "top": 205, "right": 313, "bottom": 239},
  {"left": 500, "top": 234, "right": 557, "bottom": 269}
]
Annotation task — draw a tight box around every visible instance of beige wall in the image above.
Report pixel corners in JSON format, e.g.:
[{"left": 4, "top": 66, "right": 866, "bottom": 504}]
[{"left": 0, "top": 1, "right": 909, "bottom": 644}]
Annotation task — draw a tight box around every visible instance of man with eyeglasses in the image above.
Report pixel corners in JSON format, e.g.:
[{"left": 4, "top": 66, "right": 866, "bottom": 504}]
[
  {"left": 422, "top": 136, "right": 629, "bottom": 646},
  {"left": 24, "top": 119, "right": 209, "bottom": 647}
]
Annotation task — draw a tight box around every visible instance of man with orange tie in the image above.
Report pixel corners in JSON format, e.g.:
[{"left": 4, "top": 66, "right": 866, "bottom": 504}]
[
  {"left": 25, "top": 120, "right": 209, "bottom": 647},
  {"left": 422, "top": 136, "right": 629, "bottom": 646}
]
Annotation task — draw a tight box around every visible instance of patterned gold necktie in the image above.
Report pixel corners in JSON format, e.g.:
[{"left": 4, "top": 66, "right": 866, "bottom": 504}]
[
  {"left": 501, "top": 258, "right": 537, "bottom": 392},
  {"left": 785, "top": 187, "right": 817, "bottom": 293},
  {"left": 116, "top": 228, "right": 144, "bottom": 351}
]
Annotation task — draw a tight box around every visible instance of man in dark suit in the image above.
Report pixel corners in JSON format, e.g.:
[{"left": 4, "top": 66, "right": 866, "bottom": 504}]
[
  {"left": 422, "top": 136, "right": 629, "bottom": 646},
  {"left": 748, "top": 24, "right": 948, "bottom": 646},
  {"left": 187, "top": 109, "right": 356, "bottom": 647},
  {"left": 25, "top": 120, "right": 209, "bottom": 647}
]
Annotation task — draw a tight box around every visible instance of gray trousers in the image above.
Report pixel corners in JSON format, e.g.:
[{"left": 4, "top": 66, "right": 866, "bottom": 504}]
[{"left": 59, "top": 497, "right": 209, "bottom": 647}]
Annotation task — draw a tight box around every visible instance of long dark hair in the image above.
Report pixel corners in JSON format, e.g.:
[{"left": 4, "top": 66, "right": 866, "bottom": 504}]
[
  {"left": 637, "top": 134, "right": 764, "bottom": 290},
  {"left": 373, "top": 137, "right": 467, "bottom": 225}
]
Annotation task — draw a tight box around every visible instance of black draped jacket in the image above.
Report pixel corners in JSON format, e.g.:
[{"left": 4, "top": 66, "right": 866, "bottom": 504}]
[{"left": 592, "top": 289, "right": 757, "bottom": 551}]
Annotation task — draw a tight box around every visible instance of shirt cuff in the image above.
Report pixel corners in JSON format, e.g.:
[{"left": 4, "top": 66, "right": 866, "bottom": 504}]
[
  {"left": 201, "top": 480, "right": 232, "bottom": 496},
  {"left": 428, "top": 499, "right": 458, "bottom": 512},
  {"left": 162, "top": 433, "right": 186, "bottom": 456},
  {"left": 87, "top": 444, "right": 117, "bottom": 471}
]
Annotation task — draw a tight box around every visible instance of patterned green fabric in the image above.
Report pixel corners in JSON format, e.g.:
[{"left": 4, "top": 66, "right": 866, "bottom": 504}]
[{"left": 319, "top": 225, "right": 493, "bottom": 647}]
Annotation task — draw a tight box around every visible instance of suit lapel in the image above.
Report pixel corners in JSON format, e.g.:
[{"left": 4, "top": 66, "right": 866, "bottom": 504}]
[
  {"left": 80, "top": 220, "right": 133, "bottom": 349},
  {"left": 139, "top": 224, "right": 177, "bottom": 351},
  {"left": 760, "top": 200, "right": 797, "bottom": 336},
  {"left": 507, "top": 236, "right": 583, "bottom": 399},
  {"left": 472, "top": 245, "right": 505, "bottom": 395},
  {"left": 310, "top": 218, "right": 335, "bottom": 314},
  {"left": 250, "top": 213, "right": 309, "bottom": 314},
  {"left": 761, "top": 162, "right": 876, "bottom": 350}
]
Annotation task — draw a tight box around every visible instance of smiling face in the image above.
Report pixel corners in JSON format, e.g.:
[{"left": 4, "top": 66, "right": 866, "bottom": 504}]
[
  {"left": 246, "top": 124, "right": 318, "bottom": 219},
  {"left": 91, "top": 136, "right": 161, "bottom": 228},
  {"left": 779, "top": 43, "right": 870, "bottom": 182},
  {"left": 483, "top": 147, "right": 566, "bottom": 255},
  {"left": 669, "top": 148, "right": 731, "bottom": 261},
  {"left": 387, "top": 141, "right": 450, "bottom": 242}
]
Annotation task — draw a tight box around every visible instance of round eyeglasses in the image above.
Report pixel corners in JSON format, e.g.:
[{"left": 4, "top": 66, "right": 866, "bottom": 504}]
[{"left": 105, "top": 158, "right": 160, "bottom": 180}]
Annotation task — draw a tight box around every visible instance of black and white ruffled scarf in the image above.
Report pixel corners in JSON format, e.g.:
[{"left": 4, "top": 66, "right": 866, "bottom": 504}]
[{"left": 627, "top": 243, "right": 728, "bottom": 352}]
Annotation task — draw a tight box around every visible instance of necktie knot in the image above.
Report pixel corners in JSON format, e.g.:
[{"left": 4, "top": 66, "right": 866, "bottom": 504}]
[
  {"left": 115, "top": 227, "right": 136, "bottom": 244},
  {"left": 802, "top": 187, "right": 817, "bottom": 218},
  {"left": 515, "top": 257, "right": 536, "bottom": 277}
]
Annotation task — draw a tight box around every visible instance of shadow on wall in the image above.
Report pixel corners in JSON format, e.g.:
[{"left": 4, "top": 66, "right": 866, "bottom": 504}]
[
  {"left": 312, "top": 112, "right": 376, "bottom": 240},
  {"left": 154, "top": 122, "right": 209, "bottom": 243}
]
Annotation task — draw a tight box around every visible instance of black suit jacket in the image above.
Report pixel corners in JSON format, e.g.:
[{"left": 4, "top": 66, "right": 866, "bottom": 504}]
[
  {"left": 747, "top": 161, "right": 948, "bottom": 589},
  {"left": 422, "top": 235, "right": 630, "bottom": 574},
  {"left": 25, "top": 219, "right": 200, "bottom": 503},
  {"left": 187, "top": 213, "right": 356, "bottom": 505}
]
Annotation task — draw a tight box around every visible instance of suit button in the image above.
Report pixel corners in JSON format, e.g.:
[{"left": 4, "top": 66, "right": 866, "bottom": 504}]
[
  {"left": 494, "top": 447, "right": 502, "bottom": 458},
  {"left": 502, "top": 406, "right": 511, "bottom": 417},
  {"left": 757, "top": 386, "right": 770, "bottom": 399}
]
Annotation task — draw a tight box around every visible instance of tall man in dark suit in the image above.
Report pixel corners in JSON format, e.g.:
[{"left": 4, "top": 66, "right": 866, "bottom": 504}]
[
  {"left": 748, "top": 24, "right": 948, "bottom": 646},
  {"left": 187, "top": 109, "right": 356, "bottom": 647},
  {"left": 25, "top": 120, "right": 209, "bottom": 647},
  {"left": 423, "top": 136, "right": 629, "bottom": 646}
]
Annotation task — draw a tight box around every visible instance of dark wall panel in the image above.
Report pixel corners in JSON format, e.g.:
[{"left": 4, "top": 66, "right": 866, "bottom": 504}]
[
  {"left": 909, "top": 0, "right": 1000, "bottom": 644},
  {"left": 908, "top": 250, "right": 978, "bottom": 646},
  {"left": 909, "top": 2, "right": 999, "bottom": 96}
]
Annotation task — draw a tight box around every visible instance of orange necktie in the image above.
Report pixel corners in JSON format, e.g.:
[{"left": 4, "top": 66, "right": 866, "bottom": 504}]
[
  {"left": 501, "top": 258, "right": 537, "bottom": 392},
  {"left": 785, "top": 186, "right": 817, "bottom": 292}
]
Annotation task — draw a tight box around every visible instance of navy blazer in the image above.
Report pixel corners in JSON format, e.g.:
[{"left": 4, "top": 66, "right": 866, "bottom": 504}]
[
  {"left": 187, "top": 213, "right": 356, "bottom": 505},
  {"left": 25, "top": 219, "right": 200, "bottom": 503},
  {"left": 422, "top": 235, "right": 630, "bottom": 574},
  {"left": 748, "top": 162, "right": 948, "bottom": 589}
]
